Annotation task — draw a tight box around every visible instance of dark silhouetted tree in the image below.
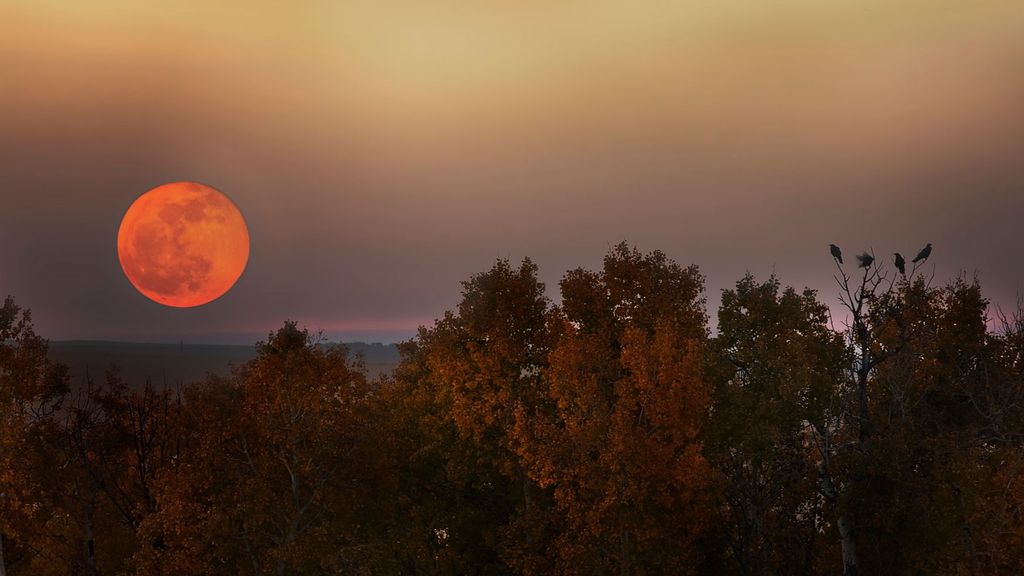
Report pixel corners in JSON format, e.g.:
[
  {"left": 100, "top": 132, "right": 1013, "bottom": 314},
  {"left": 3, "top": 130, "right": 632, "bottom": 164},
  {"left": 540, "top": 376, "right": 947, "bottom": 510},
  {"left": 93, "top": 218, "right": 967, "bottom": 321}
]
[{"left": 706, "top": 275, "right": 847, "bottom": 575}]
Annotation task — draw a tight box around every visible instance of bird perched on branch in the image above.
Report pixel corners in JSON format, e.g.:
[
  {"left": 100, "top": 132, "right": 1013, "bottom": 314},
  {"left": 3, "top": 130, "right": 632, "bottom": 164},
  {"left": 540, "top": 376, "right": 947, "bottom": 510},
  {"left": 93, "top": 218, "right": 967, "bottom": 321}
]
[
  {"left": 857, "top": 252, "right": 874, "bottom": 268},
  {"left": 894, "top": 253, "right": 906, "bottom": 275},
  {"left": 912, "top": 243, "right": 932, "bottom": 263},
  {"left": 830, "top": 244, "right": 843, "bottom": 263}
]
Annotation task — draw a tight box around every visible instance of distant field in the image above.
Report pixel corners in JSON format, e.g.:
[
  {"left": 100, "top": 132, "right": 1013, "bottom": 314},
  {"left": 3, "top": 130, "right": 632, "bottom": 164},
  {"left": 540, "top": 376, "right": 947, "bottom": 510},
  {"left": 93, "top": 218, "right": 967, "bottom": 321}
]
[{"left": 48, "top": 340, "right": 401, "bottom": 389}]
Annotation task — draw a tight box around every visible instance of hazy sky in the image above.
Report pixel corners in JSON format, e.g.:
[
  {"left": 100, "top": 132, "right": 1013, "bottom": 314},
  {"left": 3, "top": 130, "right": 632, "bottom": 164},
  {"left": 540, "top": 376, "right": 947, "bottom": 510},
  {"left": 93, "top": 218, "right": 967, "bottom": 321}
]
[{"left": 3, "top": 1, "right": 1023, "bottom": 343}]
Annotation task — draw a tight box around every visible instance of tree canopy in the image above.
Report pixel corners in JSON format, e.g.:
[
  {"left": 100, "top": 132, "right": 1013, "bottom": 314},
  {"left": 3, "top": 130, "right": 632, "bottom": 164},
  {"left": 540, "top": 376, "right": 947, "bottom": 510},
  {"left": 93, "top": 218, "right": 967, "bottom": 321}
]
[{"left": 2, "top": 245, "right": 1023, "bottom": 575}]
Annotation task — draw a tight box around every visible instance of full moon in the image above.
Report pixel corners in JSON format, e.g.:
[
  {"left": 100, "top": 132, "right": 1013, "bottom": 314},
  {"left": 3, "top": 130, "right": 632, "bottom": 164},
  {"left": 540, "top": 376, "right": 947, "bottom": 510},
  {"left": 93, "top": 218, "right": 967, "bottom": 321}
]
[{"left": 117, "top": 182, "right": 250, "bottom": 308}]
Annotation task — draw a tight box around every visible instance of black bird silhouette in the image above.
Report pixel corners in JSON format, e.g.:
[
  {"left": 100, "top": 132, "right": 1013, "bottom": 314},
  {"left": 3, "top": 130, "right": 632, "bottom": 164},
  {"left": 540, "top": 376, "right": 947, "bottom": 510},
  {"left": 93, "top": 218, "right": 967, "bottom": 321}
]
[
  {"left": 829, "top": 244, "right": 843, "bottom": 264},
  {"left": 857, "top": 252, "right": 874, "bottom": 268},
  {"left": 893, "top": 253, "right": 906, "bottom": 275},
  {"left": 912, "top": 243, "right": 932, "bottom": 263}
]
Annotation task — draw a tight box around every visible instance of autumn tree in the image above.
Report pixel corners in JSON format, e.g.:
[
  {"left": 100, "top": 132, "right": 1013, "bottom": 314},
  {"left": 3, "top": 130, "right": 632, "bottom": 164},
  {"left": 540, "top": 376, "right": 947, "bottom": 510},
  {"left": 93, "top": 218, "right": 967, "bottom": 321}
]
[
  {"left": 50, "top": 372, "right": 183, "bottom": 574},
  {"left": 136, "top": 322, "right": 382, "bottom": 575},
  {"left": 2, "top": 296, "right": 188, "bottom": 575},
  {"left": 804, "top": 251, "right": 913, "bottom": 576},
  {"left": 703, "top": 262, "right": 1024, "bottom": 575},
  {"left": 809, "top": 249, "right": 1024, "bottom": 575},
  {"left": 964, "top": 302, "right": 1024, "bottom": 573},
  {"left": 705, "top": 275, "right": 847, "bottom": 575},
  {"left": 8, "top": 245, "right": 1024, "bottom": 575},
  {"left": 840, "top": 276, "right": 1024, "bottom": 574},
  {"left": 0, "top": 296, "right": 67, "bottom": 575},
  {"left": 1, "top": 362, "right": 182, "bottom": 574},
  {"left": 514, "top": 244, "right": 714, "bottom": 574},
  {"left": 21, "top": 382, "right": 136, "bottom": 576},
  {"left": 378, "top": 258, "right": 555, "bottom": 574}
]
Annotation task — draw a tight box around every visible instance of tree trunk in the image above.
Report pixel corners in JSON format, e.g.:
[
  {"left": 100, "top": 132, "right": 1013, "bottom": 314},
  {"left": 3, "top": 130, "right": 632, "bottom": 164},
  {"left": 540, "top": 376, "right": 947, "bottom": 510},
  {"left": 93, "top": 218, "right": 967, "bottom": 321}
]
[
  {"left": 837, "top": 513, "right": 858, "bottom": 576},
  {"left": 857, "top": 364, "right": 872, "bottom": 441},
  {"left": 85, "top": 511, "right": 97, "bottom": 575},
  {"left": 0, "top": 531, "right": 7, "bottom": 576},
  {"left": 819, "top": 444, "right": 859, "bottom": 576},
  {"left": 620, "top": 529, "right": 629, "bottom": 576}
]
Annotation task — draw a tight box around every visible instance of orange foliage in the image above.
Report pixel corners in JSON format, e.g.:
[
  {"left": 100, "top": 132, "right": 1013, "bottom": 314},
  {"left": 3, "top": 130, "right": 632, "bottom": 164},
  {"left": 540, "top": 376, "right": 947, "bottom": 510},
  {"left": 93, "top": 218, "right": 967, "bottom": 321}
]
[
  {"left": 515, "top": 245, "right": 714, "bottom": 574},
  {"left": 4, "top": 247, "right": 1024, "bottom": 575}
]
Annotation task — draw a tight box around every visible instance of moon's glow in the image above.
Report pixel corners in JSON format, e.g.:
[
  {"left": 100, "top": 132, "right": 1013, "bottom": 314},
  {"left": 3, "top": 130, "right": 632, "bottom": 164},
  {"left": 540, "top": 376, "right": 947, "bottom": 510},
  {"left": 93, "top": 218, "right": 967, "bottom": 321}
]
[{"left": 117, "top": 182, "right": 249, "bottom": 307}]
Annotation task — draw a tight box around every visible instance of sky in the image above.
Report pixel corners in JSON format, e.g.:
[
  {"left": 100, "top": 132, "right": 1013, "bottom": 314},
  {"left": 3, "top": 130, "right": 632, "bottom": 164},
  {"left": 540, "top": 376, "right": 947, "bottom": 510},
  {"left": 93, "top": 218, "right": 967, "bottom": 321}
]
[{"left": 2, "top": 0, "right": 1023, "bottom": 343}]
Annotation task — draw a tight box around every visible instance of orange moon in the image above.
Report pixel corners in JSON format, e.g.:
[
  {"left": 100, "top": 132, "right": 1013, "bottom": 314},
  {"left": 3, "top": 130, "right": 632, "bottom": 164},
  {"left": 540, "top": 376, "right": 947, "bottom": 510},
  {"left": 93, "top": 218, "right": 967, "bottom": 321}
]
[{"left": 117, "top": 182, "right": 249, "bottom": 308}]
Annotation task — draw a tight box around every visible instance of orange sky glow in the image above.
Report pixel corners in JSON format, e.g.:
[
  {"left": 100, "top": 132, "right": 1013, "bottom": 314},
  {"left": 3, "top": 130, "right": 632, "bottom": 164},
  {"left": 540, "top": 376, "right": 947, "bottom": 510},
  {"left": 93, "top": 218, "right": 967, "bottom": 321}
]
[{"left": 2, "top": 1, "right": 1023, "bottom": 341}]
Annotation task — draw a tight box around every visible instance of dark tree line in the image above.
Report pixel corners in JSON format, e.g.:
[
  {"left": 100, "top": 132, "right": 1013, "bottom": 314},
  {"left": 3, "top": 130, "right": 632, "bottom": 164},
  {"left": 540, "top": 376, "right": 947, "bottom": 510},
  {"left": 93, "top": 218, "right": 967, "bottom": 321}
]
[{"left": 2, "top": 244, "right": 1023, "bottom": 575}]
